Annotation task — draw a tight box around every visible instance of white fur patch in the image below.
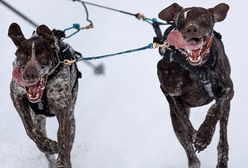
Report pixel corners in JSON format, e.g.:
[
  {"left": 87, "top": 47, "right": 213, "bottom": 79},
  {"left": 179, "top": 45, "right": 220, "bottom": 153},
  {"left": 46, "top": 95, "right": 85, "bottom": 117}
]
[
  {"left": 32, "top": 31, "right": 39, "bottom": 37},
  {"left": 184, "top": 10, "right": 190, "bottom": 19},
  {"left": 31, "top": 42, "right": 36, "bottom": 58}
]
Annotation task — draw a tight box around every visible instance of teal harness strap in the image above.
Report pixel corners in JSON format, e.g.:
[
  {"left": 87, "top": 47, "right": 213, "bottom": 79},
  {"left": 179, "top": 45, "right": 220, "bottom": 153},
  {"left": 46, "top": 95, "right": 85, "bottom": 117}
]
[
  {"left": 77, "top": 43, "right": 154, "bottom": 61},
  {"left": 62, "top": 42, "right": 170, "bottom": 65}
]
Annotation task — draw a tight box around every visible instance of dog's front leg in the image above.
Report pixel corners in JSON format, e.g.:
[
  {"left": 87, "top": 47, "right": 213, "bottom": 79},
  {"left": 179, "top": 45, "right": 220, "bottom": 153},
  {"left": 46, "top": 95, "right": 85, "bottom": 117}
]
[
  {"left": 56, "top": 103, "right": 73, "bottom": 168},
  {"left": 10, "top": 89, "right": 58, "bottom": 154},
  {"left": 194, "top": 74, "right": 234, "bottom": 153},
  {"left": 166, "top": 95, "right": 200, "bottom": 168},
  {"left": 48, "top": 77, "right": 74, "bottom": 167},
  {"left": 165, "top": 93, "right": 197, "bottom": 138},
  {"left": 46, "top": 66, "right": 76, "bottom": 168}
]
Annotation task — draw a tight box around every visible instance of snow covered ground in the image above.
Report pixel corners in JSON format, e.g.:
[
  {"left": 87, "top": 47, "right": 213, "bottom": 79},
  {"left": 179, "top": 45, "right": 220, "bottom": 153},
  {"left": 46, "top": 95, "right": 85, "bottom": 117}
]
[{"left": 0, "top": 0, "right": 247, "bottom": 167}]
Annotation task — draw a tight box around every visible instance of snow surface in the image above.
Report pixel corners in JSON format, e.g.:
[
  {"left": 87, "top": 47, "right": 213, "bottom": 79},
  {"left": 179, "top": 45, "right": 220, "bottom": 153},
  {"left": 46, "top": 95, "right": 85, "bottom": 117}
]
[{"left": 0, "top": 0, "right": 247, "bottom": 167}]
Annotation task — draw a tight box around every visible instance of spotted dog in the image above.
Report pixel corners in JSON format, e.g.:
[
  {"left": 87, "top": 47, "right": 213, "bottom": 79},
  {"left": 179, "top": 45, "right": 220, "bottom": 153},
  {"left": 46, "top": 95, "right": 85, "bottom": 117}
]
[
  {"left": 8, "top": 23, "right": 81, "bottom": 168},
  {"left": 157, "top": 3, "right": 234, "bottom": 168}
]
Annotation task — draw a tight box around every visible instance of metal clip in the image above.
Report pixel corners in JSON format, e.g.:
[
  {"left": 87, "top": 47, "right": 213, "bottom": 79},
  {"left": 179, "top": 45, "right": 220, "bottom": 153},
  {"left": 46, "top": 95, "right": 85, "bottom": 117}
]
[
  {"left": 63, "top": 59, "right": 76, "bottom": 65},
  {"left": 152, "top": 41, "right": 170, "bottom": 49}
]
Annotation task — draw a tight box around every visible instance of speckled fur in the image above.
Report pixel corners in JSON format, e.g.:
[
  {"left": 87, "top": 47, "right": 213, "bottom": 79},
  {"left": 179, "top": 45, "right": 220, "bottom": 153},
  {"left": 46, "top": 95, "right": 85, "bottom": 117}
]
[
  {"left": 158, "top": 4, "right": 233, "bottom": 168},
  {"left": 8, "top": 23, "right": 79, "bottom": 168}
]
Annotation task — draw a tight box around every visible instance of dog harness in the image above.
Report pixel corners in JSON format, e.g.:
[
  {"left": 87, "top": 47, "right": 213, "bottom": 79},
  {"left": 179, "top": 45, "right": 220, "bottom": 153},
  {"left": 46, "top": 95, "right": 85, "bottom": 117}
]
[{"left": 156, "top": 25, "right": 220, "bottom": 102}]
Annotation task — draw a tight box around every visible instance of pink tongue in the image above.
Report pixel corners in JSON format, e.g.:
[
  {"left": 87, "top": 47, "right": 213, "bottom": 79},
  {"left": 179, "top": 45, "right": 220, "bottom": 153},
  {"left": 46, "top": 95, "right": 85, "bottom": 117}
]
[
  {"left": 12, "top": 67, "right": 24, "bottom": 85},
  {"left": 12, "top": 67, "right": 38, "bottom": 87},
  {"left": 167, "top": 30, "right": 187, "bottom": 49},
  {"left": 167, "top": 30, "right": 201, "bottom": 50}
]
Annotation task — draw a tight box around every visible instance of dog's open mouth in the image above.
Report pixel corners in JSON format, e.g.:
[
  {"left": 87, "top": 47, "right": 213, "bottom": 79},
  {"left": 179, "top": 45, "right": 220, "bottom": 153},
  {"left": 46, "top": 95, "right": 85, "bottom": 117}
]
[
  {"left": 167, "top": 30, "right": 212, "bottom": 66},
  {"left": 25, "top": 76, "right": 47, "bottom": 103},
  {"left": 12, "top": 67, "right": 48, "bottom": 103}
]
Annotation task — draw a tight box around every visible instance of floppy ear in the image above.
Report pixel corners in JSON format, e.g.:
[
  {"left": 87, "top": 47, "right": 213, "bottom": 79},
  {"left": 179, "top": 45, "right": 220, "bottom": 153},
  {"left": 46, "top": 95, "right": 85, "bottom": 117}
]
[
  {"left": 8, "top": 23, "right": 26, "bottom": 47},
  {"left": 158, "top": 3, "right": 183, "bottom": 22},
  {"left": 208, "top": 3, "right": 229, "bottom": 23},
  {"left": 37, "top": 25, "right": 59, "bottom": 70},
  {"left": 36, "top": 24, "right": 53, "bottom": 36},
  {"left": 36, "top": 24, "right": 55, "bottom": 43}
]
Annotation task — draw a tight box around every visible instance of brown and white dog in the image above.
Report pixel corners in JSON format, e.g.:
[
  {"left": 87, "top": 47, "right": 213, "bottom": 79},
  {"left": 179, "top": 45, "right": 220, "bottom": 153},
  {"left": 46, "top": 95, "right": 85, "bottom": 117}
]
[
  {"left": 8, "top": 23, "right": 81, "bottom": 168},
  {"left": 157, "top": 3, "right": 234, "bottom": 168}
]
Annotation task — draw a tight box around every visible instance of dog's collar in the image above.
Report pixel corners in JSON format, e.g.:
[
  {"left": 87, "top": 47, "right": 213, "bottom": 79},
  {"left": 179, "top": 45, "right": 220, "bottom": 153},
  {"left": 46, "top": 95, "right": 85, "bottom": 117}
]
[
  {"left": 47, "top": 39, "right": 81, "bottom": 80},
  {"left": 46, "top": 36, "right": 67, "bottom": 77}
]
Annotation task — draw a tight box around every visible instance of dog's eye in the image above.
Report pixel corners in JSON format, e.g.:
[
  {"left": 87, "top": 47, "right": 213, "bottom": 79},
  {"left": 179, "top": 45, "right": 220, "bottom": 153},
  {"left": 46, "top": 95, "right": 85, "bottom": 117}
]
[
  {"left": 20, "top": 65, "right": 25, "bottom": 72},
  {"left": 41, "top": 65, "right": 46, "bottom": 69},
  {"left": 199, "top": 14, "right": 207, "bottom": 19},
  {"left": 40, "top": 60, "right": 49, "bottom": 66},
  {"left": 37, "top": 53, "right": 50, "bottom": 65},
  {"left": 177, "top": 22, "right": 185, "bottom": 31},
  {"left": 40, "top": 53, "right": 48, "bottom": 59},
  {"left": 16, "top": 54, "right": 26, "bottom": 67},
  {"left": 16, "top": 53, "right": 28, "bottom": 61}
]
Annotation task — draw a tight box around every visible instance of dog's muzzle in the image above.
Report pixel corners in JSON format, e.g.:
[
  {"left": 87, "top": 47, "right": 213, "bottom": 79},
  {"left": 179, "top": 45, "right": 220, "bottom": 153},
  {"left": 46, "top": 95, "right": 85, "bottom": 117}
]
[
  {"left": 12, "top": 66, "right": 48, "bottom": 103},
  {"left": 167, "top": 29, "right": 212, "bottom": 66}
]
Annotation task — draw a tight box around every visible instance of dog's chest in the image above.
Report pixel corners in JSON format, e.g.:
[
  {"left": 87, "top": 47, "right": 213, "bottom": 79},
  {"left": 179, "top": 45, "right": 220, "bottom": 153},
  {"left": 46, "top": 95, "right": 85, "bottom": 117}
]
[
  {"left": 158, "top": 58, "right": 218, "bottom": 106},
  {"left": 30, "top": 64, "right": 77, "bottom": 116},
  {"left": 182, "top": 71, "right": 216, "bottom": 106},
  {"left": 46, "top": 64, "right": 78, "bottom": 112},
  {"left": 184, "top": 64, "right": 217, "bottom": 104}
]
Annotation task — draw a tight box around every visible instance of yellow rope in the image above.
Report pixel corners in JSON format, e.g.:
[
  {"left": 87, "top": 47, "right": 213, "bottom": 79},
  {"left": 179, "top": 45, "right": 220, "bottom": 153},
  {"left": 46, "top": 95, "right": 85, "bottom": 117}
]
[
  {"left": 80, "top": 24, "right": 94, "bottom": 30},
  {"left": 136, "top": 13, "right": 145, "bottom": 20}
]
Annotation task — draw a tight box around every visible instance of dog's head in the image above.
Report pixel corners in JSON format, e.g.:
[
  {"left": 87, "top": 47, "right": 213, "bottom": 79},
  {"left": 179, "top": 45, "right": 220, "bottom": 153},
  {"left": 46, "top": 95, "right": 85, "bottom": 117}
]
[
  {"left": 159, "top": 3, "right": 229, "bottom": 66},
  {"left": 8, "top": 23, "right": 59, "bottom": 103}
]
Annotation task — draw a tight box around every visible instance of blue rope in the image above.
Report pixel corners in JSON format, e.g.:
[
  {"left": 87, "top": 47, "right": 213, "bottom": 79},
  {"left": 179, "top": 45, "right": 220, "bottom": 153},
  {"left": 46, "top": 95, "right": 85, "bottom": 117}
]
[{"left": 77, "top": 43, "right": 153, "bottom": 61}]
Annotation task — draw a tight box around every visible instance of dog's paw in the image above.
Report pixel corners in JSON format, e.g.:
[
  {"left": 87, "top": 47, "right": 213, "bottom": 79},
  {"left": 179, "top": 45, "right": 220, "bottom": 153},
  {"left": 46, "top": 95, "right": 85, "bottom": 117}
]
[
  {"left": 194, "top": 124, "right": 215, "bottom": 153},
  {"left": 189, "top": 157, "right": 200, "bottom": 168},
  {"left": 57, "top": 157, "right": 72, "bottom": 168},
  {"left": 216, "top": 161, "right": 228, "bottom": 168},
  {"left": 36, "top": 139, "right": 58, "bottom": 154}
]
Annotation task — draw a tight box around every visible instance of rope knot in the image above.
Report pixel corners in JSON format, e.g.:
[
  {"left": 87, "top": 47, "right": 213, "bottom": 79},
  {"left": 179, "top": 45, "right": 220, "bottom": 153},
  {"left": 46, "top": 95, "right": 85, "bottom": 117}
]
[{"left": 135, "top": 13, "right": 145, "bottom": 20}]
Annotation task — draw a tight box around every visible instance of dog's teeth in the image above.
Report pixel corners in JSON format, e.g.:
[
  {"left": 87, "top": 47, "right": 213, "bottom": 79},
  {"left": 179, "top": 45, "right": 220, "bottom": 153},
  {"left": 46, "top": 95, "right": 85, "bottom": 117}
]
[
  {"left": 186, "top": 49, "right": 192, "bottom": 55},
  {"left": 40, "top": 79, "right": 43, "bottom": 85}
]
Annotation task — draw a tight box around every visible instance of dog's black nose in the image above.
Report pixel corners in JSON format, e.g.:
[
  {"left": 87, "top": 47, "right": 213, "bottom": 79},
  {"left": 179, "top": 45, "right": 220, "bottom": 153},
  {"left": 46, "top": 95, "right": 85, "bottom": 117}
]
[
  {"left": 23, "top": 66, "right": 39, "bottom": 81},
  {"left": 185, "top": 24, "right": 199, "bottom": 34}
]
